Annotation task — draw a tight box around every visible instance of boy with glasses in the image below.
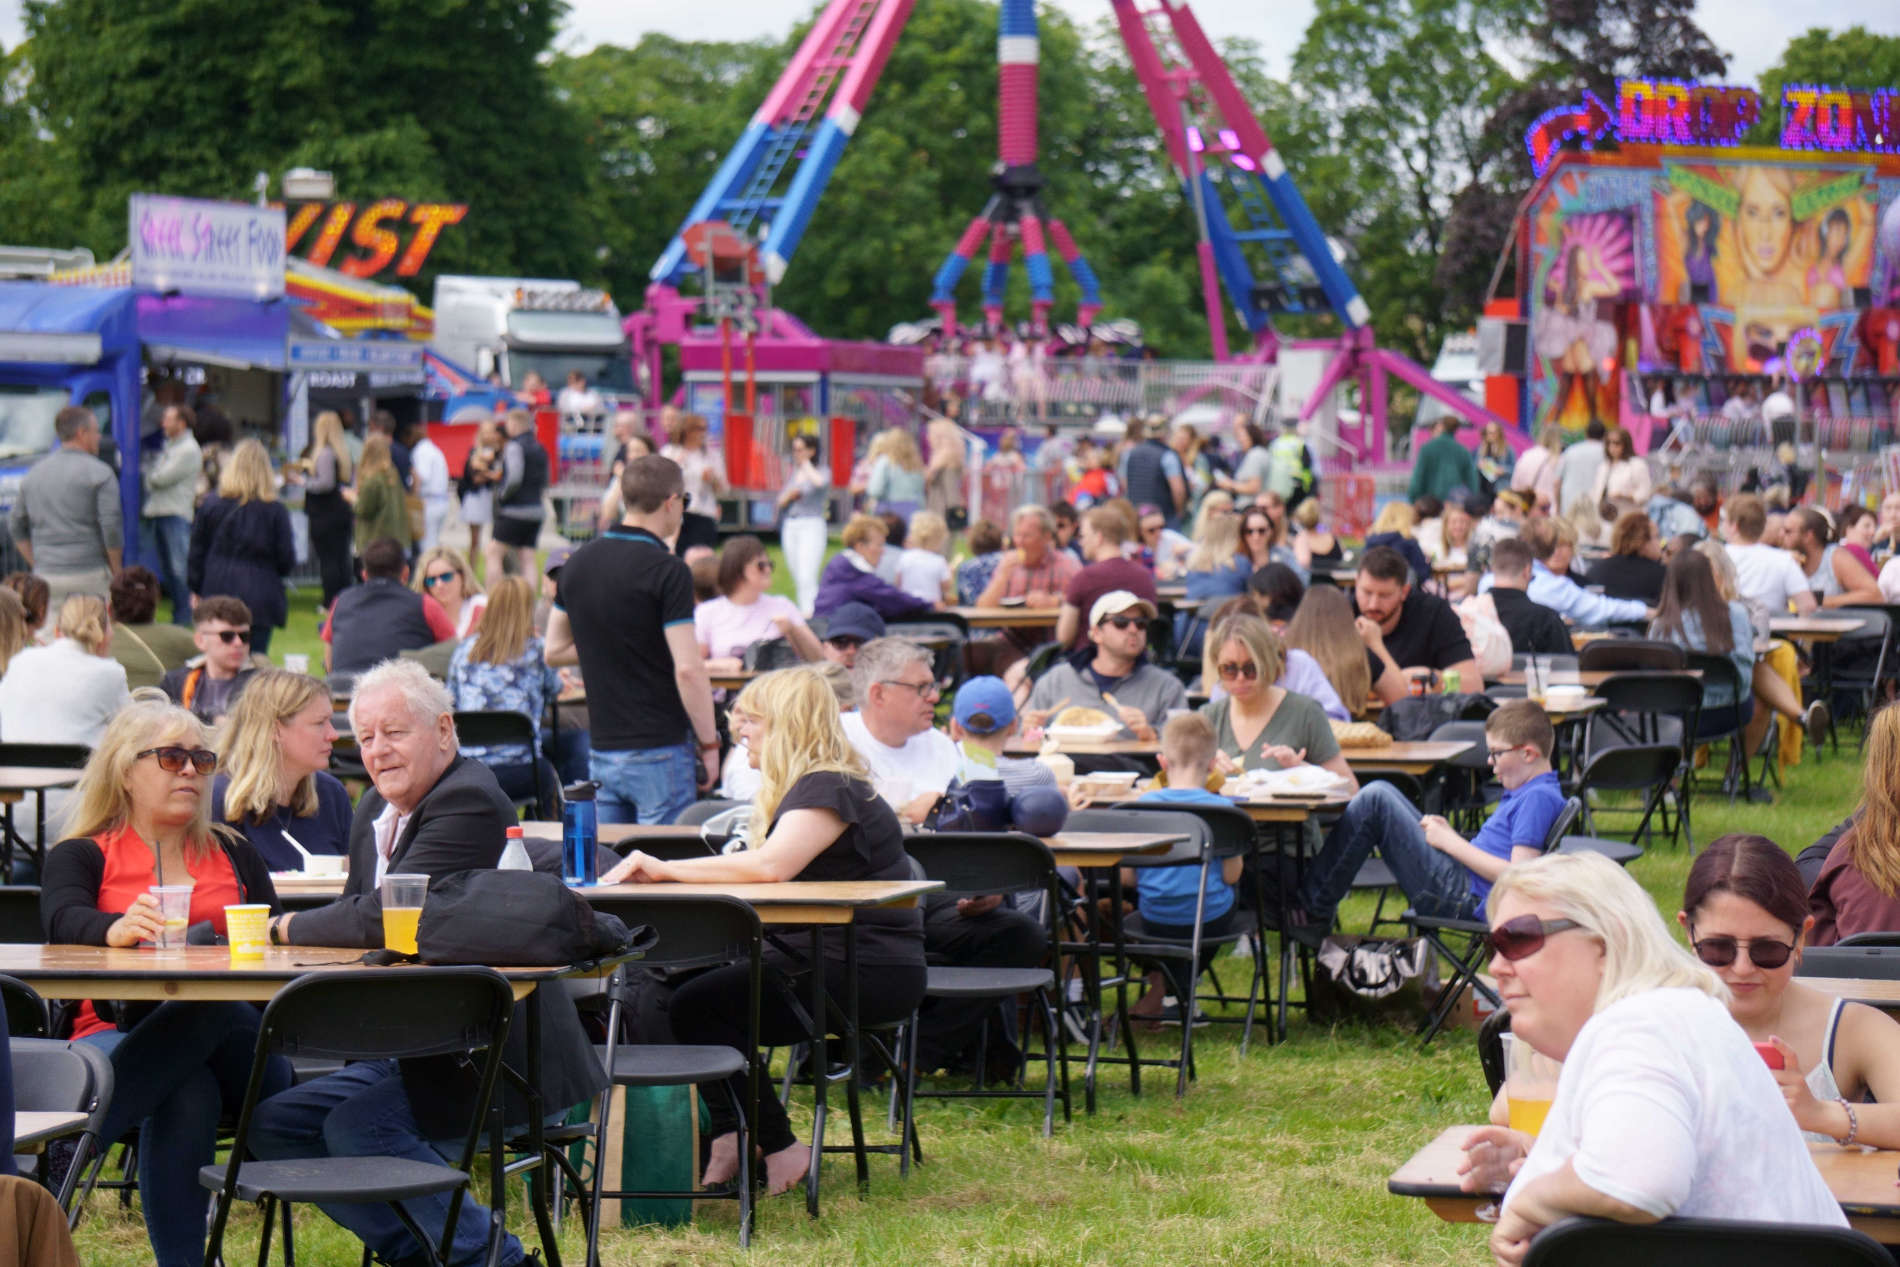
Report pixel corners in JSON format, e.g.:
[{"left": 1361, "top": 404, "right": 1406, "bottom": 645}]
[
  {"left": 1292, "top": 699, "right": 1565, "bottom": 935},
  {"left": 160, "top": 595, "right": 259, "bottom": 725}
]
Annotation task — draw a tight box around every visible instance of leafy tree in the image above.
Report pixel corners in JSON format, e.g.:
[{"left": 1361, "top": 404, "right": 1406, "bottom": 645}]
[{"left": 1746, "top": 27, "right": 1900, "bottom": 147}]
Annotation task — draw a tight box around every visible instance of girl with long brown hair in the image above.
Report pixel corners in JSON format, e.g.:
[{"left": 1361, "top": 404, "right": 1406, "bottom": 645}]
[{"left": 1284, "top": 587, "right": 1372, "bottom": 719}]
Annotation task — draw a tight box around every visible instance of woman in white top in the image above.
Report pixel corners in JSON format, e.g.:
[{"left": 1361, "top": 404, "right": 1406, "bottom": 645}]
[
  {"left": 1458, "top": 853, "right": 1843, "bottom": 1265},
  {"left": 894, "top": 511, "right": 955, "bottom": 605},
  {"left": 411, "top": 546, "right": 486, "bottom": 640},
  {"left": 660, "top": 411, "right": 727, "bottom": 517},
  {"left": 0, "top": 595, "right": 132, "bottom": 837},
  {"left": 1678, "top": 832, "right": 1900, "bottom": 1149},
  {"left": 776, "top": 433, "right": 831, "bottom": 614},
  {"left": 694, "top": 535, "right": 823, "bottom": 671},
  {"left": 1510, "top": 425, "right": 1564, "bottom": 513},
  {"left": 1590, "top": 426, "right": 1652, "bottom": 523}
]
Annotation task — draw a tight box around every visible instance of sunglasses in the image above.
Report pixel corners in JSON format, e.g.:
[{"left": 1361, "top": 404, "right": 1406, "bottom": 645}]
[
  {"left": 422, "top": 572, "right": 458, "bottom": 588},
  {"left": 212, "top": 629, "right": 252, "bottom": 644},
  {"left": 1690, "top": 932, "right": 1796, "bottom": 970},
  {"left": 1485, "top": 914, "right": 1585, "bottom": 961},
  {"left": 752, "top": 558, "right": 774, "bottom": 571},
  {"left": 137, "top": 746, "right": 218, "bottom": 775},
  {"left": 1217, "top": 660, "right": 1259, "bottom": 682},
  {"left": 1099, "top": 615, "right": 1144, "bottom": 631}
]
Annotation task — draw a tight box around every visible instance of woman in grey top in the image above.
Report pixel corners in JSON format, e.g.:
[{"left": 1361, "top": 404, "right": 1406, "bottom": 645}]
[{"left": 777, "top": 433, "right": 831, "bottom": 615}]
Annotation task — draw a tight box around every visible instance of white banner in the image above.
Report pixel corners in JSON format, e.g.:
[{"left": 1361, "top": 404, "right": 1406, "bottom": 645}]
[{"left": 129, "top": 194, "right": 285, "bottom": 300}]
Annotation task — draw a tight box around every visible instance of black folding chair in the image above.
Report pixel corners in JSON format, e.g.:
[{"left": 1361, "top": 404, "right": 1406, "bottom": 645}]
[
  {"left": 1405, "top": 796, "right": 1581, "bottom": 1046},
  {"left": 1583, "top": 673, "right": 1702, "bottom": 851},
  {"left": 583, "top": 896, "right": 763, "bottom": 1256},
  {"left": 1683, "top": 652, "right": 1760, "bottom": 802},
  {"left": 1822, "top": 605, "right": 1897, "bottom": 738},
  {"left": 1522, "top": 1215, "right": 1889, "bottom": 1267},
  {"left": 10, "top": 1036, "right": 112, "bottom": 1222},
  {"left": 900, "top": 833, "right": 1068, "bottom": 1136},
  {"left": 1838, "top": 932, "right": 1900, "bottom": 948},
  {"left": 1796, "top": 946, "right": 1900, "bottom": 981},
  {"left": 1, "top": 971, "right": 47, "bottom": 1038},
  {"left": 1577, "top": 639, "right": 1686, "bottom": 672},
  {"left": 674, "top": 798, "right": 745, "bottom": 829},
  {"left": 1573, "top": 744, "right": 1681, "bottom": 852},
  {"left": 451, "top": 710, "right": 554, "bottom": 818},
  {"left": 198, "top": 968, "right": 517, "bottom": 1267},
  {"left": 0, "top": 884, "right": 41, "bottom": 943}
]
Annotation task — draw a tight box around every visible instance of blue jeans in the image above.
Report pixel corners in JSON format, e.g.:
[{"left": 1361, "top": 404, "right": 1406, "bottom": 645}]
[
  {"left": 1299, "top": 781, "right": 1482, "bottom": 924},
  {"left": 79, "top": 1002, "right": 288, "bottom": 1267},
  {"left": 248, "top": 1060, "right": 523, "bottom": 1267},
  {"left": 590, "top": 740, "right": 696, "bottom": 825},
  {"left": 140, "top": 515, "right": 192, "bottom": 625}
]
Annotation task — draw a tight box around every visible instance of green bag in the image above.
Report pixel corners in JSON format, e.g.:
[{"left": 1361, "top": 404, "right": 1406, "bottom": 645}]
[{"left": 567, "top": 1085, "right": 700, "bottom": 1228}]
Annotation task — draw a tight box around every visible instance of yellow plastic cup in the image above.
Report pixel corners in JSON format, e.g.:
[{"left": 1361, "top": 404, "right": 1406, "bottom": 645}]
[{"left": 225, "top": 904, "right": 272, "bottom": 959}]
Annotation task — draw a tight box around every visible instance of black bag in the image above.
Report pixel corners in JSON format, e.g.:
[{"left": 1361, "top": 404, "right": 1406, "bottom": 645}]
[
  {"left": 1377, "top": 693, "right": 1494, "bottom": 742},
  {"left": 417, "top": 870, "right": 652, "bottom": 965},
  {"left": 1309, "top": 934, "right": 1439, "bottom": 1026}
]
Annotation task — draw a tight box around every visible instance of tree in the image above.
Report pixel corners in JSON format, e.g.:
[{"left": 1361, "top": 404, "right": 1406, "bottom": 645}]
[{"left": 1747, "top": 27, "right": 1900, "bottom": 147}]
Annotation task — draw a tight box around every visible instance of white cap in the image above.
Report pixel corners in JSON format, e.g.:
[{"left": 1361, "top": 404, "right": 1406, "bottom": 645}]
[{"left": 1090, "top": 589, "right": 1158, "bottom": 627}]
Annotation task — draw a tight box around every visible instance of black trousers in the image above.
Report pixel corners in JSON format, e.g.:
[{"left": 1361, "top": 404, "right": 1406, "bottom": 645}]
[
  {"left": 913, "top": 900, "right": 1048, "bottom": 1071},
  {"left": 669, "top": 955, "right": 927, "bottom": 1154},
  {"left": 305, "top": 493, "right": 355, "bottom": 608}
]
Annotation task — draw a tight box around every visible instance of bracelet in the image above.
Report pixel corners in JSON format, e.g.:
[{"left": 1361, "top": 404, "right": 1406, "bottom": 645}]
[
  {"left": 1836, "top": 1097, "right": 1860, "bottom": 1148},
  {"left": 698, "top": 739, "right": 720, "bottom": 752},
  {"left": 268, "top": 916, "right": 285, "bottom": 947}
]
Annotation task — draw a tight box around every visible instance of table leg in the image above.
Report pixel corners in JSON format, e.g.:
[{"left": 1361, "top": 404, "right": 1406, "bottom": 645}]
[
  {"left": 525, "top": 989, "right": 562, "bottom": 1267},
  {"left": 806, "top": 926, "right": 825, "bottom": 1218},
  {"left": 843, "top": 920, "right": 869, "bottom": 1196}
]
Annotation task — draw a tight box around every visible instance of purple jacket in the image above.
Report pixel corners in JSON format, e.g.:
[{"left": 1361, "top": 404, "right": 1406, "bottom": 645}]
[{"left": 814, "top": 552, "right": 932, "bottom": 620}]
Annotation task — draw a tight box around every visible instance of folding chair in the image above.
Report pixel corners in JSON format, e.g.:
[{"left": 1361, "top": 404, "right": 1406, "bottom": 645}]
[
  {"left": 1821, "top": 605, "right": 1896, "bottom": 738},
  {"left": 582, "top": 896, "right": 763, "bottom": 1256},
  {"left": 1795, "top": 946, "right": 1900, "bottom": 981},
  {"left": 1, "top": 971, "right": 47, "bottom": 1038},
  {"left": 1522, "top": 1215, "right": 1889, "bottom": 1267},
  {"left": 198, "top": 967, "right": 517, "bottom": 1267},
  {"left": 675, "top": 798, "right": 745, "bottom": 829},
  {"left": 452, "top": 710, "right": 553, "bottom": 818},
  {"left": 1424, "top": 721, "right": 1493, "bottom": 836},
  {"left": 1583, "top": 673, "right": 1701, "bottom": 851},
  {"left": 1683, "top": 653, "right": 1759, "bottom": 802},
  {"left": 1405, "top": 795, "right": 1581, "bottom": 1045},
  {"left": 9, "top": 1036, "right": 112, "bottom": 1222},
  {"left": 900, "top": 833, "right": 1068, "bottom": 1135},
  {"left": 1577, "top": 639, "right": 1686, "bottom": 672},
  {"left": 1346, "top": 771, "right": 1425, "bottom": 936},
  {"left": 1573, "top": 744, "right": 1681, "bottom": 852},
  {"left": 0, "top": 885, "right": 41, "bottom": 943},
  {"left": 886, "top": 616, "right": 970, "bottom": 693}
]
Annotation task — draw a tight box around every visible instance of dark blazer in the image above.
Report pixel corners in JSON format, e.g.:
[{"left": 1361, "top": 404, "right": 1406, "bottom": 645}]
[
  {"left": 1490, "top": 586, "right": 1574, "bottom": 657},
  {"left": 287, "top": 751, "right": 604, "bottom": 1135},
  {"left": 188, "top": 495, "right": 296, "bottom": 630}
]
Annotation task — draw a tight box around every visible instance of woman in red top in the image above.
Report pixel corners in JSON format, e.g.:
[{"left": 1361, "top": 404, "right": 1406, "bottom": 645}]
[{"left": 39, "top": 698, "right": 286, "bottom": 1267}]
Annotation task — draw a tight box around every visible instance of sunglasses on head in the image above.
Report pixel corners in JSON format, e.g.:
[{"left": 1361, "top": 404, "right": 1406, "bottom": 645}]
[
  {"left": 137, "top": 746, "right": 218, "bottom": 775},
  {"left": 1217, "top": 660, "right": 1258, "bottom": 682},
  {"left": 1099, "top": 615, "right": 1143, "bottom": 631},
  {"left": 1486, "top": 914, "right": 1585, "bottom": 961},
  {"left": 212, "top": 629, "right": 251, "bottom": 644},
  {"left": 1690, "top": 932, "right": 1796, "bottom": 970}
]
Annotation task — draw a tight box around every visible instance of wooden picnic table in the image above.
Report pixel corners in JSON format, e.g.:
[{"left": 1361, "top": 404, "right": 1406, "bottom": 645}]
[
  {"left": 946, "top": 604, "right": 1064, "bottom": 629},
  {"left": 1344, "top": 741, "right": 1479, "bottom": 775},
  {"left": 14, "top": 1110, "right": 88, "bottom": 1152},
  {"left": 1769, "top": 615, "right": 1868, "bottom": 642},
  {"left": 1389, "top": 1125, "right": 1900, "bottom": 1241},
  {"left": 0, "top": 766, "right": 82, "bottom": 881},
  {"left": 1493, "top": 668, "right": 1703, "bottom": 689}
]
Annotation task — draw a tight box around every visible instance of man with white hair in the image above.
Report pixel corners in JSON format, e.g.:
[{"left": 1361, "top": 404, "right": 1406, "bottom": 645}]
[
  {"left": 844, "top": 636, "right": 959, "bottom": 824},
  {"left": 253, "top": 658, "right": 601, "bottom": 1267}
]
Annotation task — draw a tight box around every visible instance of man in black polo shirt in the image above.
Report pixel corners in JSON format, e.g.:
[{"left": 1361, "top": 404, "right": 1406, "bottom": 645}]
[
  {"left": 1486, "top": 536, "right": 1573, "bottom": 656},
  {"left": 1353, "top": 544, "right": 1482, "bottom": 701},
  {"left": 546, "top": 455, "right": 718, "bottom": 823}
]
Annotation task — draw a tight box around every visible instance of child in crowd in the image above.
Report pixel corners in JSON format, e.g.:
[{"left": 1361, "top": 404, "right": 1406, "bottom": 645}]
[
  {"left": 896, "top": 511, "right": 956, "bottom": 605},
  {"left": 1125, "top": 713, "right": 1244, "bottom": 1020}
]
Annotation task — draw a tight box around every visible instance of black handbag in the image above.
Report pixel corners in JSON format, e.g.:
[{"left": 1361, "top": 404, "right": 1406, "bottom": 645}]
[{"left": 416, "top": 870, "right": 651, "bottom": 966}]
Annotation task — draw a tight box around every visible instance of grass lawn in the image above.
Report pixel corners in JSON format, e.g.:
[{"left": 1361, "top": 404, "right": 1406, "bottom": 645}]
[{"left": 80, "top": 571, "right": 1868, "bottom": 1265}]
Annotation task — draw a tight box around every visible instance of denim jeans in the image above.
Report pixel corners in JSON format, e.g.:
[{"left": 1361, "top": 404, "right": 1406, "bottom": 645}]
[
  {"left": 139, "top": 515, "right": 193, "bottom": 625},
  {"left": 247, "top": 1060, "right": 523, "bottom": 1267},
  {"left": 79, "top": 1002, "right": 288, "bottom": 1267},
  {"left": 1299, "top": 781, "right": 1482, "bottom": 925},
  {"left": 590, "top": 740, "right": 697, "bottom": 825}
]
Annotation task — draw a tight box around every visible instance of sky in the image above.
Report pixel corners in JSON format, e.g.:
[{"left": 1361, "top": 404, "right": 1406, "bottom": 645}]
[{"left": 0, "top": 0, "right": 1897, "bottom": 85}]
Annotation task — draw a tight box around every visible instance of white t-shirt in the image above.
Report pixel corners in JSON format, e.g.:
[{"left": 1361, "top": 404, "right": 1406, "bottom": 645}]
[
  {"left": 895, "top": 548, "right": 950, "bottom": 604},
  {"left": 1504, "top": 989, "right": 1844, "bottom": 1226},
  {"left": 840, "top": 711, "right": 960, "bottom": 814},
  {"left": 1726, "top": 541, "right": 1812, "bottom": 615},
  {"left": 694, "top": 593, "right": 806, "bottom": 661},
  {"left": 1879, "top": 556, "right": 1900, "bottom": 604},
  {"left": 410, "top": 437, "right": 451, "bottom": 501}
]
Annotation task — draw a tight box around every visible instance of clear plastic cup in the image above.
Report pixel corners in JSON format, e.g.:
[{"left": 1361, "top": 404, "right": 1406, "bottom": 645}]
[
  {"left": 149, "top": 884, "right": 194, "bottom": 949},
  {"left": 224, "top": 904, "right": 271, "bottom": 958},
  {"left": 1501, "top": 1032, "right": 1562, "bottom": 1137},
  {"left": 379, "top": 873, "right": 428, "bottom": 955}
]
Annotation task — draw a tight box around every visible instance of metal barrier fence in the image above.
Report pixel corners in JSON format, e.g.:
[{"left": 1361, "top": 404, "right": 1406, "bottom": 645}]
[{"left": 925, "top": 354, "right": 1278, "bottom": 426}]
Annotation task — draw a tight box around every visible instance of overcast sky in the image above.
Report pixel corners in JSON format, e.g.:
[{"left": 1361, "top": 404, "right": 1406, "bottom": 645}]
[{"left": 2, "top": 0, "right": 1896, "bottom": 96}]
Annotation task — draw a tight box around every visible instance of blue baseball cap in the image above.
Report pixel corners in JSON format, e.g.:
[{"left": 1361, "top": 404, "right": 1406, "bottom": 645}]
[
  {"left": 953, "top": 676, "right": 1017, "bottom": 735},
  {"left": 822, "top": 602, "right": 886, "bottom": 644}
]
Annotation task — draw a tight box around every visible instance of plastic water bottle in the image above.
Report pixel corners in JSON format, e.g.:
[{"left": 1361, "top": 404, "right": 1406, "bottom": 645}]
[
  {"left": 498, "top": 824, "right": 532, "bottom": 871},
  {"left": 562, "top": 781, "right": 600, "bottom": 886}
]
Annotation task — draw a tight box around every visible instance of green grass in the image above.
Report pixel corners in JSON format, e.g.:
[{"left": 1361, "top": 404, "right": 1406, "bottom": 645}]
[{"left": 100, "top": 571, "right": 1868, "bottom": 1266}]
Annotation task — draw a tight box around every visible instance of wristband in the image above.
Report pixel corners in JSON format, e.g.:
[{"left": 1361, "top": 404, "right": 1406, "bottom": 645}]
[
  {"left": 698, "top": 739, "right": 720, "bottom": 752},
  {"left": 1837, "top": 1097, "right": 1860, "bottom": 1148}
]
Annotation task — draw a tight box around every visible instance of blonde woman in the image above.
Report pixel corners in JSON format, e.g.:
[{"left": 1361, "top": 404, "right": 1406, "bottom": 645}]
[
  {"left": 0, "top": 594, "right": 131, "bottom": 751},
  {"left": 1458, "top": 853, "right": 1842, "bottom": 1262},
  {"left": 301, "top": 410, "right": 356, "bottom": 606},
  {"left": 1366, "top": 500, "right": 1432, "bottom": 585},
  {"left": 0, "top": 585, "right": 27, "bottom": 677},
  {"left": 895, "top": 509, "right": 955, "bottom": 605},
  {"left": 41, "top": 697, "right": 288, "bottom": 1267},
  {"left": 863, "top": 426, "right": 925, "bottom": 517},
  {"left": 412, "top": 545, "right": 487, "bottom": 639},
  {"left": 446, "top": 576, "right": 562, "bottom": 808},
  {"left": 187, "top": 438, "right": 295, "bottom": 654},
  {"left": 211, "top": 669, "right": 350, "bottom": 871},
  {"left": 1198, "top": 612, "right": 1357, "bottom": 788},
  {"left": 348, "top": 434, "right": 409, "bottom": 554},
  {"left": 661, "top": 412, "right": 728, "bottom": 517},
  {"left": 603, "top": 667, "right": 927, "bottom": 1197},
  {"left": 924, "top": 416, "right": 966, "bottom": 521}
]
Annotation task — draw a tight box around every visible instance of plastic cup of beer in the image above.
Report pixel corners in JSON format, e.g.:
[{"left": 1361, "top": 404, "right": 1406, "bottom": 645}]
[
  {"left": 379, "top": 874, "right": 429, "bottom": 955},
  {"left": 224, "top": 904, "right": 271, "bottom": 959},
  {"left": 149, "top": 884, "right": 194, "bottom": 949},
  {"left": 1501, "top": 1032, "right": 1562, "bottom": 1136}
]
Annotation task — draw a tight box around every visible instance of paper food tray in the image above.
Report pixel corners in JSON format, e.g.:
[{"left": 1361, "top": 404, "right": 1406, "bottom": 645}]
[
  {"left": 1230, "top": 765, "right": 1351, "bottom": 797},
  {"left": 1046, "top": 722, "right": 1123, "bottom": 742}
]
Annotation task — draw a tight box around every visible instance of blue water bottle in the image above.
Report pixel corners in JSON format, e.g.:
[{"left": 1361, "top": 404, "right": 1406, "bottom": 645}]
[{"left": 562, "top": 780, "right": 599, "bottom": 886}]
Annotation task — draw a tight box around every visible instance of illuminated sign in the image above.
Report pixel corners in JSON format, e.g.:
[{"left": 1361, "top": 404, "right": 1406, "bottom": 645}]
[
  {"left": 1781, "top": 85, "right": 1899, "bottom": 154},
  {"left": 129, "top": 195, "right": 285, "bottom": 300},
  {"left": 1525, "top": 78, "right": 1899, "bottom": 175},
  {"left": 283, "top": 200, "right": 467, "bottom": 278}
]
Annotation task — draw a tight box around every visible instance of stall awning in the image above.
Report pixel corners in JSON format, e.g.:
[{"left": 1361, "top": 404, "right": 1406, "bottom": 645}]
[
  {"left": 0, "top": 282, "right": 140, "bottom": 366},
  {"left": 138, "top": 293, "right": 289, "bottom": 371}
]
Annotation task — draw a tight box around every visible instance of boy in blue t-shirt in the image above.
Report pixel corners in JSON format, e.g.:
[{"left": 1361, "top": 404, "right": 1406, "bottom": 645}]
[
  {"left": 1126, "top": 712, "right": 1245, "bottom": 1019},
  {"left": 1297, "top": 698, "right": 1566, "bottom": 929}
]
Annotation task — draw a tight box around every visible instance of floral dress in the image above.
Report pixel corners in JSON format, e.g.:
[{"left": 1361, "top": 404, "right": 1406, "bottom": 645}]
[{"left": 446, "top": 634, "right": 562, "bottom": 767}]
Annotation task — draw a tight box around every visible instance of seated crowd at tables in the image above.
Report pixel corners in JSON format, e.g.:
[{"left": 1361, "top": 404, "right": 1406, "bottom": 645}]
[{"left": 13, "top": 439, "right": 1900, "bottom": 1267}]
